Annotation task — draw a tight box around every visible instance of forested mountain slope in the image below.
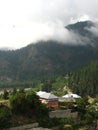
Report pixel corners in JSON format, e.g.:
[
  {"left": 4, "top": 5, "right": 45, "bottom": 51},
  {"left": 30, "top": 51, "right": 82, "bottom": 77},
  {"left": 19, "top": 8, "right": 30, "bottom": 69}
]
[
  {"left": 0, "top": 21, "right": 98, "bottom": 82},
  {"left": 68, "top": 60, "right": 98, "bottom": 97}
]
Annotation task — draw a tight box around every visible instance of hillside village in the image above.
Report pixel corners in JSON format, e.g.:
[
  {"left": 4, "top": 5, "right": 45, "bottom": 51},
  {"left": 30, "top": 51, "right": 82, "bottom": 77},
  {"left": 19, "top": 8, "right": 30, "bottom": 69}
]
[{"left": 0, "top": 87, "right": 98, "bottom": 130}]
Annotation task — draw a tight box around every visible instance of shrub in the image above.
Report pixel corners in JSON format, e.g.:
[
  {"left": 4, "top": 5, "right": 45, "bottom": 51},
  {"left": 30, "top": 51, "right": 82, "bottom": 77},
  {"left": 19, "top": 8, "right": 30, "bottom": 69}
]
[{"left": 0, "top": 105, "right": 12, "bottom": 129}]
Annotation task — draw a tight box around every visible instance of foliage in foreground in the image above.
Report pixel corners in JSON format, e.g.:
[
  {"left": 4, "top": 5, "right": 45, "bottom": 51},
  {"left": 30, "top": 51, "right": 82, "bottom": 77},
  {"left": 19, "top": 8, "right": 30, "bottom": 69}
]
[
  {"left": 0, "top": 105, "right": 12, "bottom": 129},
  {"left": 0, "top": 89, "right": 49, "bottom": 129},
  {"left": 1, "top": 89, "right": 98, "bottom": 129},
  {"left": 9, "top": 89, "right": 49, "bottom": 118}
]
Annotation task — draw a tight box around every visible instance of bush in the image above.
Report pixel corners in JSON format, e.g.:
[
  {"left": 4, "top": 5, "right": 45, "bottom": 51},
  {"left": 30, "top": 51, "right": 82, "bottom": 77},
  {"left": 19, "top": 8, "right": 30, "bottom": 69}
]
[
  {"left": 10, "top": 92, "right": 28, "bottom": 115},
  {"left": 38, "top": 117, "right": 60, "bottom": 128},
  {"left": 10, "top": 89, "right": 49, "bottom": 118},
  {"left": 38, "top": 117, "right": 74, "bottom": 129},
  {"left": 0, "top": 105, "right": 12, "bottom": 129}
]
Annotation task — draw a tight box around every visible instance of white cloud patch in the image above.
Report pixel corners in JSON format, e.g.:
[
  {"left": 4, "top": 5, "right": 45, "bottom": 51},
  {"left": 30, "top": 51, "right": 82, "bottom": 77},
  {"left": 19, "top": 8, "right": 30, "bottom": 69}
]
[
  {"left": 0, "top": 0, "right": 98, "bottom": 48},
  {"left": 85, "top": 23, "right": 98, "bottom": 37}
]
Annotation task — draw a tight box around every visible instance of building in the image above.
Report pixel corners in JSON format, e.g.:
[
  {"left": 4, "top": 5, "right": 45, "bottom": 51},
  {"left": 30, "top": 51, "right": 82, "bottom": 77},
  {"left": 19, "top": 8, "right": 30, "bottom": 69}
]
[
  {"left": 59, "top": 93, "right": 81, "bottom": 102},
  {"left": 62, "top": 93, "right": 81, "bottom": 98},
  {"left": 37, "top": 91, "right": 58, "bottom": 108}
]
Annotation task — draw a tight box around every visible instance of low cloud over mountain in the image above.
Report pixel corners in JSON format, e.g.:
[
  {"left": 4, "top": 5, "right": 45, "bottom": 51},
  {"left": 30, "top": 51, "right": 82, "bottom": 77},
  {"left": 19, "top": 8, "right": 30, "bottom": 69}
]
[
  {"left": 0, "top": 21, "right": 98, "bottom": 82},
  {"left": 33, "top": 21, "right": 98, "bottom": 46}
]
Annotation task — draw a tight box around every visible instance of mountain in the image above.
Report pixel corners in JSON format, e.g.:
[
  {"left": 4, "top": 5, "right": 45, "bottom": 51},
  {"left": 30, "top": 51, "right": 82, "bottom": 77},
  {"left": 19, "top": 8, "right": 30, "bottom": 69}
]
[
  {"left": 0, "top": 21, "right": 98, "bottom": 82},
  {"left": 66, "top": 21, "right": 98, "bottom": 45},
  {"left": 66, "top": 21, "right": 94, "bottom": 36}
]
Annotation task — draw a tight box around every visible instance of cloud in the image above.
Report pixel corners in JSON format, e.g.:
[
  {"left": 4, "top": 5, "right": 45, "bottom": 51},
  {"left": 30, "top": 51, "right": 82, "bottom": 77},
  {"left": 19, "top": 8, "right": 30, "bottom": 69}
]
[
  {"left": 30, "top": 22, "right": 92, "bottom": 46},
  {"left": 0, "top": 0, "right": 98, "bottom": 48},
  {"left": 85, "top": 23, "right": 98, "bottom": 37},
  {"left": 28, "top": 0, "right": 98, "bottom": 24}
]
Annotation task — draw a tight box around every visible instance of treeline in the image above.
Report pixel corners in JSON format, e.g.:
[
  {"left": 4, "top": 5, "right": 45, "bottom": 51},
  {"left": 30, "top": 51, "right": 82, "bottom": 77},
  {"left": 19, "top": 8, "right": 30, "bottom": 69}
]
[
  {"left": 68, "top": 60, "right": 98, "bottom": 97},
  {"left": 0, "top": 76, "right": 67, "bottom": 95}
]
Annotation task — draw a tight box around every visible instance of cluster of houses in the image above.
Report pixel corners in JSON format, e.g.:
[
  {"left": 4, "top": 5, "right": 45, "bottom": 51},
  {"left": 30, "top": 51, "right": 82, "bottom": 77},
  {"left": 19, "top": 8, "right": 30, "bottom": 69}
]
[
  {"left": 0, "top": 88, "right": 81, "bottom": 108},
  {"left": 36, "top": 91, "right": 81, "bottom": 108}
]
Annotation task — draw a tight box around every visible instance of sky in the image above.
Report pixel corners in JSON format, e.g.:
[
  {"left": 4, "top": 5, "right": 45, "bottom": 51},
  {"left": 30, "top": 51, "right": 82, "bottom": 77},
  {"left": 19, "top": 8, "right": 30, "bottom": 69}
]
[{"left": 0, "top": 0, "right": 98, "bottom": 49}]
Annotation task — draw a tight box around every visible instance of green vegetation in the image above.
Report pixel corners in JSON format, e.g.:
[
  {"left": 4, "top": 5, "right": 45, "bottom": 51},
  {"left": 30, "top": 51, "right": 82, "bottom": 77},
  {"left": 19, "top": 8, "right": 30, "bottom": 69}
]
[
  {"left": 10, "top": 89, "right": 49, "bottom": 118},
  {"left": 0, "top": 105, "right": 12, "bottom": 129},
  {"left": 0, "top": 88, "right": 49, "bottom": 129},
  {"left": 39, "top": 116, "right": 74, "bottom": 129},
  {"left": 68, "top": 60, "right": 98, "bottom": 97},
  {"left": 40, "top": 77, "right": 67, "bottom": 96},
  {"left": 0, "top": 21, "right": 98, "bottom": 129},
  {"left": 0, "top": 88, "right": 98, "bottom": 129}
]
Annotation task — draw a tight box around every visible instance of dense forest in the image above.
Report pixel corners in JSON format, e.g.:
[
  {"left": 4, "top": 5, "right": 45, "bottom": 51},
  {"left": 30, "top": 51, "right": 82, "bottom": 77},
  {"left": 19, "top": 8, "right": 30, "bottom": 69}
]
[
  {"left": 68, "top": 60, "right": 98, "bottom": 97},
  {"left": 0, "top": 41, "right": 98, "bottom": 82}
]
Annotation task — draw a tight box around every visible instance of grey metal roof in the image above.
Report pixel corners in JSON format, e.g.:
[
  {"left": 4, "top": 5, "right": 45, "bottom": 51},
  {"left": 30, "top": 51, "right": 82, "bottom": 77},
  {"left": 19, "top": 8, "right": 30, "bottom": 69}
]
[{"left": 39, "top": 92, "right": 58, "bottom": 99}]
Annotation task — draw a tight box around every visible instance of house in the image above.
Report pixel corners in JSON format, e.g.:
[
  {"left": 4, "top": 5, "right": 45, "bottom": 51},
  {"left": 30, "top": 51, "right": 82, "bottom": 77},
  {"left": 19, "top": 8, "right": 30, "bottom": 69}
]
[
  {"left": 62, "top": 93, "right": 81, "bottom": 99},
  {"left": 37, "top": 91, "right": 58, "bottom": 108},
  {"left": 59, "top": 93, "right": 81, "bottom": 102}
]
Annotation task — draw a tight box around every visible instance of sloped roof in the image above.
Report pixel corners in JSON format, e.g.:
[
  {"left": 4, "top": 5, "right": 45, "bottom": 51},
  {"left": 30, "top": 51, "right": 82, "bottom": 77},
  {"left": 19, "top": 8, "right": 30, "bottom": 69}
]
[
  {"left": 36, "top": 91, "right": 46, "bottom": 96},
  {"left": 62, "top": 94, "right": 81, "bottom": 98},
  {"left": 39, "top": 92, "right": 58, "bottom": 99}
]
